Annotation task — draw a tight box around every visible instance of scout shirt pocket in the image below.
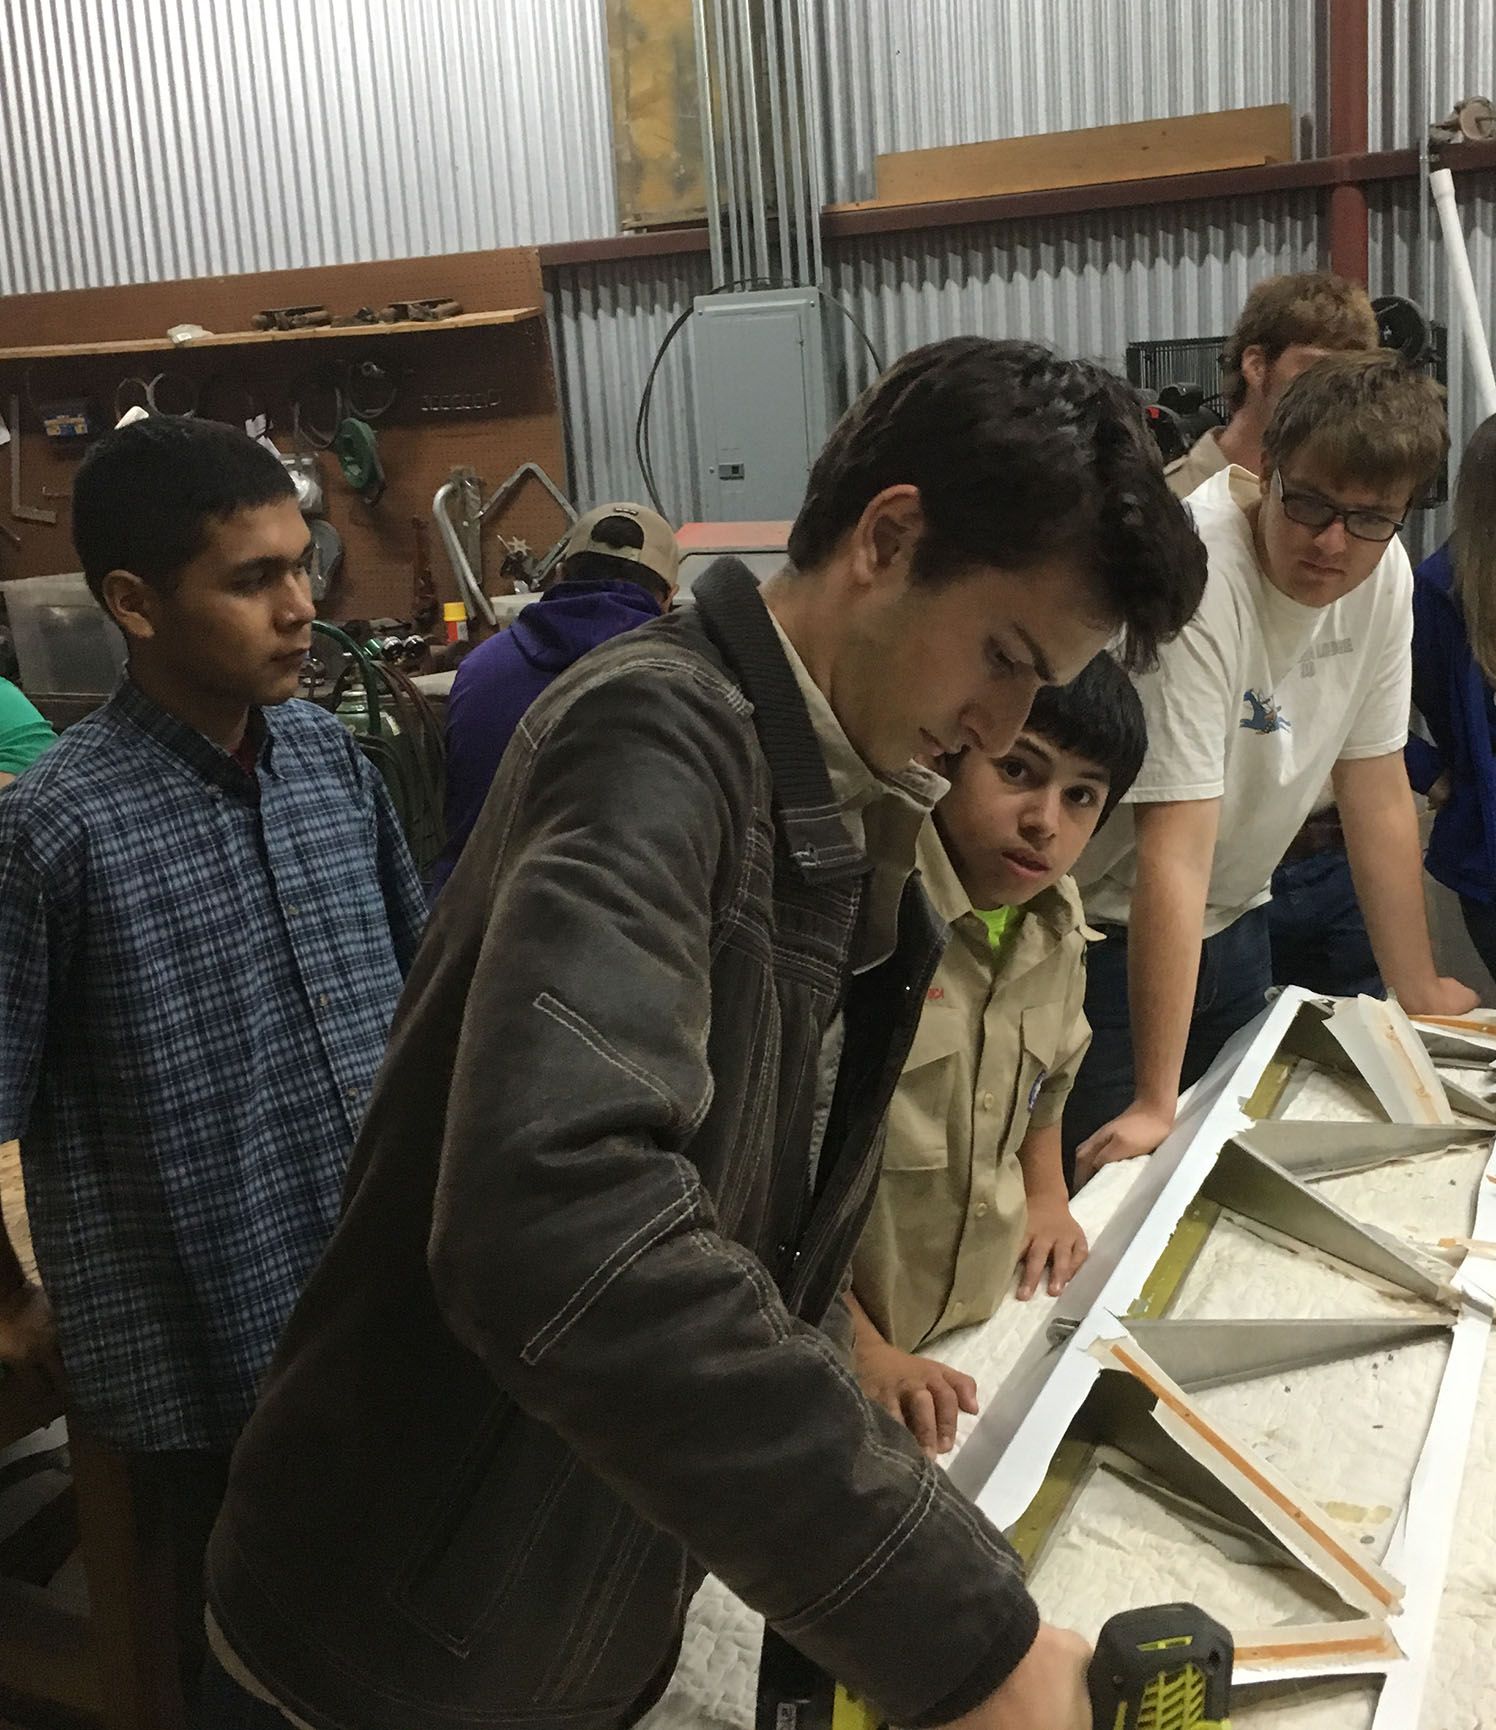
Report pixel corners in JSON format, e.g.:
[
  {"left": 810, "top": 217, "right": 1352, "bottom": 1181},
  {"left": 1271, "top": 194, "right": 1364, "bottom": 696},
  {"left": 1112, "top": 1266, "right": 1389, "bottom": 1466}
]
[
  {"left": 1002, "top": 1001, "right": 1065, "bottom": 1158},
  {"left": 881, "top": 999, "right": 964, "bottom": 1171}
]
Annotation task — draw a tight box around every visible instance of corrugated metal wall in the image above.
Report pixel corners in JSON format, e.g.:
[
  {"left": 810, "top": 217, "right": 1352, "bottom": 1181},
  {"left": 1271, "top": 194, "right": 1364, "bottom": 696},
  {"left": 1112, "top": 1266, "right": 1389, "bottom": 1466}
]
[
  {"left": 1369, "top": 172, "right": 1496, "bottom": 556},
  {"left": 549, "top": 251, "right": 715, "bottom": 522},
  {"left": 6, "top": 0, "right": 1494, "bottom": 537},
  {"left": 1369, "top": 0, "right": 1496, "bottom": 153},
  {"left": 1364, "top": 0, "right": 1496, "bottom": 549},
  {"left": 814, "top": 0, "right": 1325, "bottom": 202},
  {"left": 569, "top": 192, "right": 1326, "bottom": 521},
  {"left": 559, "top": 0, "right": 1330, "bottom": 514},
  {"left": 0, "top": 0, "right": 617, "bottom": 295}
]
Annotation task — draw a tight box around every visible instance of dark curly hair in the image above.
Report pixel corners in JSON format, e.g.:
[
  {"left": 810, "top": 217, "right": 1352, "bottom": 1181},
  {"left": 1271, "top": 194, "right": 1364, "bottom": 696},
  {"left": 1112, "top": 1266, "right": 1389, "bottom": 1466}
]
[{"left": 787, "top": 337, "right": 1205, "bottom": 670}]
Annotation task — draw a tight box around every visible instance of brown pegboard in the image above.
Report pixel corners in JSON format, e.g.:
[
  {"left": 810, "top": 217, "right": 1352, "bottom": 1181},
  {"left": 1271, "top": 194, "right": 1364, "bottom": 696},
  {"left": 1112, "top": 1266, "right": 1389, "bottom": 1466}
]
[{"left": 0, "top": 249, "right": 568, "bottom": 623}]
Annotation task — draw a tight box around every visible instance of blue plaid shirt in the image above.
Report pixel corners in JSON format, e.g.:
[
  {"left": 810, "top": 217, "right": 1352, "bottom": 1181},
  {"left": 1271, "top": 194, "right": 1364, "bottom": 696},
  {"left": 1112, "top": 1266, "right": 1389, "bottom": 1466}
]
[{"left": 0, "top": 680, "right": 425, "bottom": 1450}]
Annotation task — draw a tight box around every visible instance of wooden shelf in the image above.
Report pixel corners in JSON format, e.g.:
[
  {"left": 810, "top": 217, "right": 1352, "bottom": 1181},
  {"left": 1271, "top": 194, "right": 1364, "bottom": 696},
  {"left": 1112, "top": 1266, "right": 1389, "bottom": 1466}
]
[
  {"left": 539, "top": 139, "right": 1496, "bottom": 267},
  {"left": 0, "top": 305, "right": 543, "bottom": 363}
]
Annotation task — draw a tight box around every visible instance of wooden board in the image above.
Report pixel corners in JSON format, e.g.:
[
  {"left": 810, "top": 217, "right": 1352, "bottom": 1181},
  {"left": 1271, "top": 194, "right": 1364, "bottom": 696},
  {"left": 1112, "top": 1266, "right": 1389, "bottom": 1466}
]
[
  {"left": 0, "top": 307, "right": 541, "bottom": 363},
  {"left": 607, "top": 0, "right": 708, "bottom": 229},
  {"left": 872, "top": 103, "right": 1294, "bottom": 209},
  {"left": 0, "top": 249, "right": 567, "bottom": 623},
  {"left": 0, "top": 1141, "right": 31, "bottom": 1280}
]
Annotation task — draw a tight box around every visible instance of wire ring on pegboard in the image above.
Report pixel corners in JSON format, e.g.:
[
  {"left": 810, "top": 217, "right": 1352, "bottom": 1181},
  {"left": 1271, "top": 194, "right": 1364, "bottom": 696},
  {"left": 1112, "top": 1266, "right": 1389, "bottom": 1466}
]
[
  {"left": 114, "top": 376, "right": 153, "bottom": 420},
  {"left": 290, "top": 372, "right": 347, "bottom": 449},
  {"left": 146, "top": 371, "right": 199, "bottom": 416},
  {"left": 346, "top": 359, "right": 398, "bottom": 420}
]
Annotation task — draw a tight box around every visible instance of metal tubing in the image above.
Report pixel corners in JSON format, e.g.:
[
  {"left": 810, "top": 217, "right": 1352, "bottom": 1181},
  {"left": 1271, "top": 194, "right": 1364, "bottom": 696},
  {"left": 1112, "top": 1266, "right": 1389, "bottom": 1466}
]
[
  {"left": 431, "top": 480, "right": 496, "bottom": 626},
  {"left": 692, "top": 0, "right": 725, "bottom": 284},
  {"left": 781, "top": 0, "right": 811, "bottom": 287},
  {"left": 736, "top": 0, "right": 771, "bottom": 282},
  {"left": 796, "top": 0, "right": 825, "bottom": 286},
  {"left": 714, "top": 0, "right": 747, "bottom": 281},
  {"left": 760, "top": 0, "right": 790, "bottom": 285}
]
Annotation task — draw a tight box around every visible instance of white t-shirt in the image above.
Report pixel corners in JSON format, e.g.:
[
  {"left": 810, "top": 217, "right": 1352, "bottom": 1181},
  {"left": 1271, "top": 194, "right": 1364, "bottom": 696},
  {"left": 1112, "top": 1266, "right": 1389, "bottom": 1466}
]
[{"left": 1076, "top": 465, "right": 1412, "bottom": 938}]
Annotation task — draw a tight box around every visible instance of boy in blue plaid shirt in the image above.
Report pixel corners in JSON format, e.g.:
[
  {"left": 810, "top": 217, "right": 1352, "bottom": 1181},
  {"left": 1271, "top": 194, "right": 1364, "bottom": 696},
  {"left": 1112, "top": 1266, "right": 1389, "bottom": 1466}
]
[{"left": 0, "top": 417, "right": 424, "bottom": 1701}]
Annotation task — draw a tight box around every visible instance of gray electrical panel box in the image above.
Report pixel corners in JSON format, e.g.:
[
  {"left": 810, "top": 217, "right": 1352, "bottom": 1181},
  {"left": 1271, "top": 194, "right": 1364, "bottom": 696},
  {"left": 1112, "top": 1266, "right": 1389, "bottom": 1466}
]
[{"left": 691, "top": 288, "right": 838, "bottom": 520}]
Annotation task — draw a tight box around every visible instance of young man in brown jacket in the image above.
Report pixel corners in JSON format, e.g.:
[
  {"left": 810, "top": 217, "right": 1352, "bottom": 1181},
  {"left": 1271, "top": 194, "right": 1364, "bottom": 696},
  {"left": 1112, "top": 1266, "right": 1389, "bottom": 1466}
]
[{"left": 204, "top": 339, "right": 1206, "bottom": 1730}]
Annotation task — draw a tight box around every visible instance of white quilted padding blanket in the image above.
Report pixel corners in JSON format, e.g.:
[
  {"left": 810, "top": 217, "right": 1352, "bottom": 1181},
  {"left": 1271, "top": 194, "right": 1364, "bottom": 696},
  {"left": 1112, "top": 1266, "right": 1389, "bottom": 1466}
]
[{"left": 641, "top": 1057, "right": 1496, "bottom": 1730}]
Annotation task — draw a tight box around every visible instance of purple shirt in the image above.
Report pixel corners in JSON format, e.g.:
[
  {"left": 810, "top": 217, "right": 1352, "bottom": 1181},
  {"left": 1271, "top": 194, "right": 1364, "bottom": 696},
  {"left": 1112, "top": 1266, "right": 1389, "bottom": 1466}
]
[{"left": 433, "top": 578, "right": 662, "bottom": 894}]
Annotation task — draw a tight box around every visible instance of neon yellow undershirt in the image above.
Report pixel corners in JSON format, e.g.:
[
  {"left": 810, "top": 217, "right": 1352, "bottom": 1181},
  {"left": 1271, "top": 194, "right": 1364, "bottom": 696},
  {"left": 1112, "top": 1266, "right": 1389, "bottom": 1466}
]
[{"left": 973, "top": 904, "right": 1021, "bottom": 957}]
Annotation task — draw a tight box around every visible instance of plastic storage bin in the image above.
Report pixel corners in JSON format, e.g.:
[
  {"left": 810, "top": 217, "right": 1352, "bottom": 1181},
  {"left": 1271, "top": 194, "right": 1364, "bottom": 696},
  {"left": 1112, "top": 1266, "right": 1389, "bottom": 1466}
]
[{"left": 1, "top": 573, "right": 125, "bottom": 696}]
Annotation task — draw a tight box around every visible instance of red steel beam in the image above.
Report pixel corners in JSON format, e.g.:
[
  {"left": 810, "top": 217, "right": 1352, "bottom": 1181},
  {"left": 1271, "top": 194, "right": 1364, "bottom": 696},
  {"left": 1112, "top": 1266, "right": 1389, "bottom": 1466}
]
[{"left": 1327, "top": 0, "right": 1371, "bottom": 281}]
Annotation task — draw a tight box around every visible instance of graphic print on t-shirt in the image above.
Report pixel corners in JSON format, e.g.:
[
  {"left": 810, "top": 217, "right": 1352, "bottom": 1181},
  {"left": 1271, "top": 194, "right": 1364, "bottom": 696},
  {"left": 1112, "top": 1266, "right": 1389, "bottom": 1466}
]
[{"left": 1241, "top": 689, "right": 1291, "bottom": 734}]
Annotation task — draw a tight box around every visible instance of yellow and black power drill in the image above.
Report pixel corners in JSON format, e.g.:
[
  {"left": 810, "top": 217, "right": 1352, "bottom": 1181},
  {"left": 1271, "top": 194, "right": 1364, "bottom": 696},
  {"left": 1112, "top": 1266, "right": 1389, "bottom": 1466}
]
[{"left": 757, "top": 1602, "right": 1233, "bottom": 1730}]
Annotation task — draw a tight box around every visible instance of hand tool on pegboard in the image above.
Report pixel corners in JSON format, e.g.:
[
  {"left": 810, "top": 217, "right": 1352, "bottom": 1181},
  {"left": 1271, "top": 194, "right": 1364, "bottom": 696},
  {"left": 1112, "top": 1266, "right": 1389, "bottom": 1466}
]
[
  {"left": 379, "top": 298, "right": 462, "bottom": 323},
  {"left": 252, "top": 304, "right": 333, "bottom": 331}
]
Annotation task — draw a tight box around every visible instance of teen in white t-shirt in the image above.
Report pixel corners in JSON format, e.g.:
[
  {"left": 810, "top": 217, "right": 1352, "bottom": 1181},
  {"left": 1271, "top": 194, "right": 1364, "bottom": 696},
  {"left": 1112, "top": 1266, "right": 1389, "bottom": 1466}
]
[
  {"left": 1066, "top": 352, "right": 1478, "bottom": 1185},
  {"left": 1081, "top": 464, "right": 1412, "bottom": 934}
]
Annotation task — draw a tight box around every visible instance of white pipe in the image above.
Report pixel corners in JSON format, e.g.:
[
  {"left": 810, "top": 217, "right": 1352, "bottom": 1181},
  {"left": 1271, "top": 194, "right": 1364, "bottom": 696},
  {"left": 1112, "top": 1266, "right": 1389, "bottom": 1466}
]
[{"left": 1431, "top": 167, "right": 1496, "bottom": 423}]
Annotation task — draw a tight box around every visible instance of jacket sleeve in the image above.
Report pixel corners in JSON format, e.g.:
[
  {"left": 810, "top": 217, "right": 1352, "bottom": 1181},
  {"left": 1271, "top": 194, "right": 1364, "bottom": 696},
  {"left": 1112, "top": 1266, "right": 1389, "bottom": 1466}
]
[
  {"left": 427, "top": 662, "right": 1039, "bottom": 1728},
  {"left": 1407, "top": 562, "right": 1455, "bottom": 795},
  {"left": 1405, "top": 733, "right": 1443, "bottom": 796}
]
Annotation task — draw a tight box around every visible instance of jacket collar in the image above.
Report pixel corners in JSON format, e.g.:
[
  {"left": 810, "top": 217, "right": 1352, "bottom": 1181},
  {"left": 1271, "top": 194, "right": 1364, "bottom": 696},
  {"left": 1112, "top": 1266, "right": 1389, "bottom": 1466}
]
[{"left": 691, "top": 557, "right": 870, "bottom": 882}]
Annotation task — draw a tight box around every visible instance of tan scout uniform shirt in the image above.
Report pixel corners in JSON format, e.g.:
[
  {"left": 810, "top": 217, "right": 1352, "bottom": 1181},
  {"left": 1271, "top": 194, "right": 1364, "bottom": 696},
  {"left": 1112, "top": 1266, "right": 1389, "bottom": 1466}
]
[
  {"left": 853, "top": 824, "right": 1094, "bottom": 1352},
  {"left": 767, "top": 610, "right": 946, "bottom": 970},
  {"left": 1164, "top": 427, "right": 1229, "bottom": 500}
]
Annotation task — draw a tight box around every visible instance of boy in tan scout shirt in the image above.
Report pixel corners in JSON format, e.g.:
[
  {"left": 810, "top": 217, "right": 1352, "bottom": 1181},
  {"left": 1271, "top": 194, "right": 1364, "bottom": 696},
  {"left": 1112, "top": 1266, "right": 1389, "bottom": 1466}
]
[{"left": 849, "top": 654, "right": 1146, "bottom": 1456}]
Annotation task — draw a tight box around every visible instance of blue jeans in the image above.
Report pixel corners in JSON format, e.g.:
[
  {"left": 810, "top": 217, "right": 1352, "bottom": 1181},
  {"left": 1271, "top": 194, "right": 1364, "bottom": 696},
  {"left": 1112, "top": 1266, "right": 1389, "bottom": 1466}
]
[
  {"left": 199, "top": 1652, "right": 292, "bottom": 1730},
  {"left": 1061, "top": 904, "right": 1274, "bottom": 1189},
  {"left": 1267, "top": 850, "right": 1381, "bottom": 998}
]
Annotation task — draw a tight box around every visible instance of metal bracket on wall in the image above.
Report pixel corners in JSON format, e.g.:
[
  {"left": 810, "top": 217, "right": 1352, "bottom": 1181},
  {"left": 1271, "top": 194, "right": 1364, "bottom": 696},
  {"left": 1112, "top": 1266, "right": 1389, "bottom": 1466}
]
[{"left": 431, "top": 462, "right": 577, "bottom": 627}]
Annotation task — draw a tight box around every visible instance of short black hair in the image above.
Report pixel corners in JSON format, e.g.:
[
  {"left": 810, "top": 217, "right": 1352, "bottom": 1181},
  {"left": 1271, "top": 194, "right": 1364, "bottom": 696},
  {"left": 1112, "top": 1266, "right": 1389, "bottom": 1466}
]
[
  {"left": 788, "top": 337, "right": 1205, "bottom": 671},
  {"left": 1025, "top": 652, "right": 1146, "bottom": 824},
  {"left": 73, "top": 415, "right": 297, "bottom": 604},
  {"left": 946, "top": 652, "right": 1145, "bottom": 825}
]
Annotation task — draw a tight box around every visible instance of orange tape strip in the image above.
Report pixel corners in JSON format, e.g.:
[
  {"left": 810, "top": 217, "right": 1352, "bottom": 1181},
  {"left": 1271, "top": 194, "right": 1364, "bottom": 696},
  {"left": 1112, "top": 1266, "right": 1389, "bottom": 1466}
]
[{"left": 1107, "top": 1343, "right": 1397, "bottom": 1608}]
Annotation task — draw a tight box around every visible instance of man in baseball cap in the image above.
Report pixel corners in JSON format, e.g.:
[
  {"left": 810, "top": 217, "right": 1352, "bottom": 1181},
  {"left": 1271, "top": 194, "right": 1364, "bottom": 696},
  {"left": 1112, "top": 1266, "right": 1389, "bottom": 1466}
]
[{"left": 432, "top": 502, "right": 679, "bottom": 894}]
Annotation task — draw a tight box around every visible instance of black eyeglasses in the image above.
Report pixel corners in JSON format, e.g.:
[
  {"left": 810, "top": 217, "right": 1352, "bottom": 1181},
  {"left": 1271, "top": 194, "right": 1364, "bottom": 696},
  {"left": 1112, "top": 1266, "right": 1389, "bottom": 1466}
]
[{"left": 1273, "top": 470, "right": 1405, "bottom": 544}]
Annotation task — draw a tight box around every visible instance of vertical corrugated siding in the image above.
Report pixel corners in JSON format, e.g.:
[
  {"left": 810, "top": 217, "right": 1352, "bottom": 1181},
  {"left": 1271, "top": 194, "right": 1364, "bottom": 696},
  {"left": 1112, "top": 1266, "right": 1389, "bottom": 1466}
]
[
  {"left": 1369, "top": 173, "right": 1496, "bottom": 556},
  {"left": 1370, "top": 0, "right": 1496, "bottom": 153},
  {"left": 550, "top": 251, "right": 716, "bottom": 523},
  {"left": 0, "top": 0, "right": 617, "bottom": 295},
  {"left": 558, "top": 193, "right": 1325, "bottom": 517},
  {"left": 813, "top": 0, "right": 1324, "bottom": 204},
  {"left": 822, "top": 194, "right": 1323, "bottom": 383}
]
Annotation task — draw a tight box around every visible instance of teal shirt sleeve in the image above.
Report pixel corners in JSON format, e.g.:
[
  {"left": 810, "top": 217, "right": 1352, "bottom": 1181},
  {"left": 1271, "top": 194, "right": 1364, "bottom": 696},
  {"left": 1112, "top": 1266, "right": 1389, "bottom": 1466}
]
[{"left": 0, "top": 678, "right": 57, "bottom": 774}]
